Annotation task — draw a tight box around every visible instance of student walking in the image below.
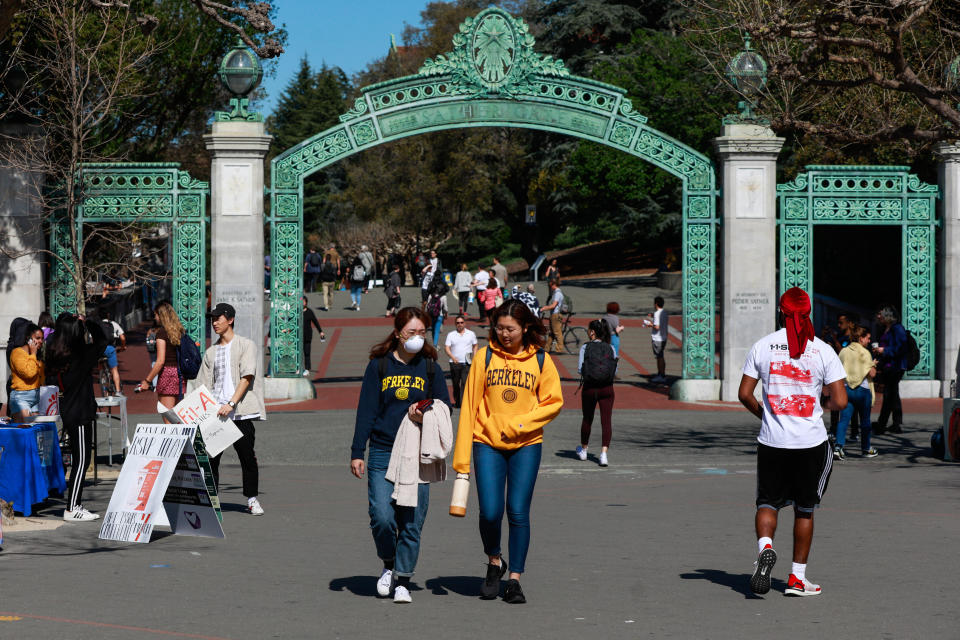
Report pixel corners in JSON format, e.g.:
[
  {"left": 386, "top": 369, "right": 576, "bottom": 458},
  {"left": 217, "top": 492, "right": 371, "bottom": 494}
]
[
  {"left": 540, "top": 280, "right": 564, "bottom": 354},
  {"left": 302, "top": 296, "right": 325, "bottom": 377},
  {"left": 304, "top": 248, "right": 322, "bottom": 293},
  {"left": 140, "top": 302, "right": 186, "bottom": 413},
  {"left": 444, "top": 315, "right": 478, "bottom": 408},
  {"left": 198, "top": 303, "right": 268, "bottom": 516},
  {"left": 8, "top": 323, "right": 45, "bottom": 421},
  {"left": 576, "top": 320, "right": 618, "bottom": 467},
  {"left": 348, "top": 256, "right": 366, "bottom": 310},
  {"left": 454, "top": 263, "right": 473, "bottom": 317},
  {"left": 644, "top": 296, "right": 668, "bottom": 383},
  {"left": 384, "top": 263, "right": 402, "bottom": 317},
  {"left": 45, "top": 315, "right": 108, "bottom": 522},
  {"left": 452, "top": 299, "right": 563, "bottom": 603},
  {"left": 834, "top": 326, "right": 878, "bottom": 460},
  {"left": 472, "top": 265, "right": 490, "bottom": 323},
  {"left": 738, "top": 287, "right": 847, "bottom": 597},
  {"left": 873, "top": 305, "right": 907, "bottom": 435},
  {"left": 602, "top": 302, "right": 624, "bottom": 357},
  {"left": 350, "top": 307, "right": 450, "bottom": 603}
]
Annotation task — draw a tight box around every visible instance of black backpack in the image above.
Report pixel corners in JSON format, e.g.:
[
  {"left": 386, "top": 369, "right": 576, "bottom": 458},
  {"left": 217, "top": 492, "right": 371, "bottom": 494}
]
[
  {"left": 904, "top": 329, "right": 920, "bottom": 371},
  {"left": 176, "top": 333, "right": 203, "bottom": 380},
  {"left": 308, "top": 252, "right": 321, "bottom": 268},
  {"left": 581, "top": 341, "right": 617, "bottom": 386},
  {"left": 321, "top": 259, "right": 337, "bottom": 280}
]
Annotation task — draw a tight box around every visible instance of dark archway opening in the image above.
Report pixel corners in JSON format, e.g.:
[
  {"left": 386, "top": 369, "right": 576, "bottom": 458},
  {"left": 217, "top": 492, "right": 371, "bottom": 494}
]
[{"left": 813, "top": 225, "right": 901, "bottom": 332}]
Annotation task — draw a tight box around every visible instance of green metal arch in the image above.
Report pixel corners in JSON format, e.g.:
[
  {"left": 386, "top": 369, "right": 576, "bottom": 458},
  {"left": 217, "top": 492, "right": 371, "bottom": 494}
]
[{"left": 268, "top": 7, "right": 718, "bottom": 379}]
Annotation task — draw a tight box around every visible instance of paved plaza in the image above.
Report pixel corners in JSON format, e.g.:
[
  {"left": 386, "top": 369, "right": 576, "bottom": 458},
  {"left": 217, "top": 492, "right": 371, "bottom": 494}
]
[{"left": 1, "top": 280, "right": 956, "bottom": 639}]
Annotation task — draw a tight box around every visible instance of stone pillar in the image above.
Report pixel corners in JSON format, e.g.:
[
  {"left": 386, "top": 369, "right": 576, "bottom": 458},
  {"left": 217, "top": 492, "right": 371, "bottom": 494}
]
[
  {"left": 203, "top": 121, "right": 271, "bottom": 355},
  {"left": 937, "top": 143, "right": 960, "bottom": 397},
  {"left": 0, "top": 124, "right": 45, "bottom": 405},
  {"left": 714, "top": 124, "right": 785, "bottom": 402}
]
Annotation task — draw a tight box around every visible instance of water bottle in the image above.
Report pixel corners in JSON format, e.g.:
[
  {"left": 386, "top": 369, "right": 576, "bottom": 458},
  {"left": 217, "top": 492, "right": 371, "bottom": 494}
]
[{"left": 449, "top": 473, "right": 470, "bottom": 517}]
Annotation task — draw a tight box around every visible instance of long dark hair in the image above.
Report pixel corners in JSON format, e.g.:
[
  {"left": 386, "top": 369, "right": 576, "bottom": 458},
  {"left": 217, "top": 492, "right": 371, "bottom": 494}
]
[
  {"left": 369, "top": 307, "right": 438, "bottom": 360},
  {"left": 488, "top": 299, "right": 546, "bottom": 350},
  {"left": 588, "top": 319, "right": 611, "bottom": 343},
  {"left": 45, "top": 315, "right": 88, "bottom": 374}
]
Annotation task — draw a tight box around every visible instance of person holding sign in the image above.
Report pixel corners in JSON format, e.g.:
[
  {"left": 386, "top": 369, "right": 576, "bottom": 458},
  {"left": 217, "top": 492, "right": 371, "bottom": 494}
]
[
  {"left": 350, "top": 307, "right": 450, "bottom": 604},
  {"left": 197, "top": 303, "right": 267, "bottom": 517},
  {"left": 45, "top": 314, "right": 108, "bottom": 522},
  {"left": 452, "top": 299, "right": 564, "bottom": 604}
]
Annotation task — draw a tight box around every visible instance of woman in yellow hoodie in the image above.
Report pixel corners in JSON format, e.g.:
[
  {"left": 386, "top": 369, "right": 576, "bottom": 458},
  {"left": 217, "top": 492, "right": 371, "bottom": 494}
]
[
  {"left": 452, "top": 299, "right": 563, "bottom": 604},
  {"left": 9, "top": 323, "right": 45, "bottom": 421}
]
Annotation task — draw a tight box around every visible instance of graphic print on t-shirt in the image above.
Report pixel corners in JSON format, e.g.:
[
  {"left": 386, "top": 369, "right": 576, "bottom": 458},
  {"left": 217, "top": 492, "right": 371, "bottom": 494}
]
[
  {"left": 766, "top": 393, "right": 815, "bottom": 417},
  {"left": 767, "top": 361, "right": 815, "bottom": 416}
]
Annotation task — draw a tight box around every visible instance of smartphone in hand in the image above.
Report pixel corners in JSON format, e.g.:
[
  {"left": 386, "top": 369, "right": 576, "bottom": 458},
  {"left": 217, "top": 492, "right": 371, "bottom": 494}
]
[{"left": 416, "top": 399, "right": 434, "bottom": 412}]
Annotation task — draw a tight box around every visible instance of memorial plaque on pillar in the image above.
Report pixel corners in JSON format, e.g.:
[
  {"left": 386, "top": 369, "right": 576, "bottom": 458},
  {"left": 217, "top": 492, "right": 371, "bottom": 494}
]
[
  {"left": 734, "top": 167, "right": 766, "bottom": 218},
  {"left": 213, "top": 286, "right": 260, "bottom": 342},
  {"left": 222, "top": 163, "right": 253, "bottom": 215}
]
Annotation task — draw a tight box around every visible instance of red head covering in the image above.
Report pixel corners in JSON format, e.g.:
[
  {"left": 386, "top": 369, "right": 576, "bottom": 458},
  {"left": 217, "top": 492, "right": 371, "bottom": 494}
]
[{"left": 780, "top": 287, "right": 815, "bottom": 359}]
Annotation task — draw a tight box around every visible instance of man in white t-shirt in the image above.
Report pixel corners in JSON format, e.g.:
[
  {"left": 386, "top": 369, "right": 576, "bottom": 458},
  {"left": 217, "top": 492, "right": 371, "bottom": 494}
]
[
  {"left": 644, "top": 296, "right": 668, "bottom": 383},
  {"left": 540, "top": 280, "right": 565, "bottom": 354},
  {"left": 444, "top": 315, "right": 478, "bottom": 408},
  {"left": 739, "top": 287, "right": 847, "bottom": 598}
]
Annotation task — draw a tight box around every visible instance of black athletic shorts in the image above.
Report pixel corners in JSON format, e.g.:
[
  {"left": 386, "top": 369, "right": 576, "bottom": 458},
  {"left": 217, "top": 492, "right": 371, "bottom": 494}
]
[{"left": 756, "top": 440, "right": 832, "bottom": 512}]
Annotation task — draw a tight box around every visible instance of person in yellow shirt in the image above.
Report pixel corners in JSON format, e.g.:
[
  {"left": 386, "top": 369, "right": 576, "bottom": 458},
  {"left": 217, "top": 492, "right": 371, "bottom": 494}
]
[
  {"left": 9, "top": 323, "right": 45, "bottom": 421},
  {"left": 452, "top": 299, "right": 563, "bottom": 604}
]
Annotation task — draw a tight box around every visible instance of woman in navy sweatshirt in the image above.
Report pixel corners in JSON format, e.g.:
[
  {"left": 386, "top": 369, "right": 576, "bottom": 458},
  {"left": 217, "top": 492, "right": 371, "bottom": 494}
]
[{"left": 350, "top": 306, "right": 449, "bottom": 604}]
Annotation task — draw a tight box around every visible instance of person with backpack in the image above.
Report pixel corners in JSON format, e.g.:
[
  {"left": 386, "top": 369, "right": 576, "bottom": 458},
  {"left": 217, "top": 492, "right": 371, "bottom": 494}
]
[
  {"left": 140, "top": 301, "right": 188, "bottom": 415},
  {"left": 384, "top": 262, "right": 402, "bottom": 317},
  {"left": 348, "top": 256, "right": 366, "bottom": 311},
  {"left": 873, "top": 305, "right": 907, "bottom": 435},
  {"left": 319, "top": 244, "right": 341, "bottom": 311},
  {"left": 198, "top": 302, "right": 267, "bottom": 516},
  {"left": 45, "top": 314, "right": 108, "bottom": 522},
  {"left": 304, "top": 248, "right": 323, "bottom": 294},
  {"left": 425, "top": 272, "right": 449, "bottom": 348},
  {"left": 575, "top": 319, "right": 618, "bottom": 467},
  {"left": 350, "top": 307, "right": 450, "bottom": 603},
  {"left": 452, "top": 299, "right": 564, "bottom": 604}
]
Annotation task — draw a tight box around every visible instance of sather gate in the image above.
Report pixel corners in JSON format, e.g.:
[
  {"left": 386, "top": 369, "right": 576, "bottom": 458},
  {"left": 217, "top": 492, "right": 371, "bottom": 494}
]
[{"left": 268, "top": 7, "right": 718, "bottom": 378}]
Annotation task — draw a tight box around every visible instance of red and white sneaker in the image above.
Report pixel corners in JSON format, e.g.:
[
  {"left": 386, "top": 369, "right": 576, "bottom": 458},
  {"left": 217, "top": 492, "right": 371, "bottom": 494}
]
[
  {"left": 784, "top": 574, "right": 821, "bottom": 596},
  {"left": 750, "top": 544, "right": 777, "bottom": 595}
]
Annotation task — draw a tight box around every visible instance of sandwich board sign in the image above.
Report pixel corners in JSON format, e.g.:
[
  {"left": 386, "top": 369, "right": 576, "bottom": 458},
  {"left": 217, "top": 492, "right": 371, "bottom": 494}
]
[{"left": 99, "top": 424, "right": 224, "bottom": 543}]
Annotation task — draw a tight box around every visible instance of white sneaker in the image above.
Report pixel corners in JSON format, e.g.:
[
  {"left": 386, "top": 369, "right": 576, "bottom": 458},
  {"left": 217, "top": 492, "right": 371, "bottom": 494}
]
[
  {"left": 575, "top": 446, "right": 588, "bottom": 461},
  {"left": 784, "top": 574, "right": 821, "bottom": 596},
  {"left": 599, "top": 452, "right": 608, "bottom": 467},
  {"left": 63, "top": 506, "right": 100, "bottom": 522},
  {"left": 377, "top": 568, "right": 394, "bottom": 596},
  {"left": 247, "top": 497, "right": 264, "bottom": 516},
  {"left": 302, "top": 370, "right": 311, "bottom": 377},
  {"left": 393, "top": 585, "right": 412, "bottom": 603}
]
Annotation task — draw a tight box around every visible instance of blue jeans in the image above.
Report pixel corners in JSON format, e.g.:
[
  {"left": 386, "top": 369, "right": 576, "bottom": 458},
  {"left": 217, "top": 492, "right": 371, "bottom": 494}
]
[
  {"left": 367, "top": 446, "right": 429, "bottom": 577},
  {"left": 473, "top": 442, "right": 542, "bottom": 574},
  {"left": 610, "top": 334, "right": 621, "bottom": 357},
  {"left": 837, "top": 384, "right": 872, "bottom": 450},
  {"left": 350, "top": 284, "right": 363, "bottom": 307},
  {"left": 8, "top": 388, "right": 39, "bottom": 415}
]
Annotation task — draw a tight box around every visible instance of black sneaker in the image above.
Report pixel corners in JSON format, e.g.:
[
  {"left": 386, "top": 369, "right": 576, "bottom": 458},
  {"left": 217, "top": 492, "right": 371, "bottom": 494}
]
[
  {"left": 503, "top": 579, "right": 526, "bottom": 604},
  {"left": 750, "top": 545, "right": 777, "bottom": 595},
  {"left": 480, "top": 560, "right": 507, "bottom": 599},
  {"left": 889, "top": 424, "right": 903, "bottom": 434}
]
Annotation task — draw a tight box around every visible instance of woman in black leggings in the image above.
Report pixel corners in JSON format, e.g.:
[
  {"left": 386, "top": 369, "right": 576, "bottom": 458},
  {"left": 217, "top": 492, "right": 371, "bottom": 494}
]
[
  {"left": 45, "top": 314, "right": 107, "bottom": 522},
  {"left": 575, "top": 319, "right": 617, "bottom": 467}
]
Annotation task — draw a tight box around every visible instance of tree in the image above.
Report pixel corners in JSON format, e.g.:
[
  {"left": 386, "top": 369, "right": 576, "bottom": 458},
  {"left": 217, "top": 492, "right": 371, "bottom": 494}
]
[
  {"left": 0, "top": 0, "right": 284, "bottom": 58},
  {"left": 683, "top": 0, "right": 960, "bottom": 152},
  {"left": 0, "top": 0, "right": 161, "bottom": 313}
]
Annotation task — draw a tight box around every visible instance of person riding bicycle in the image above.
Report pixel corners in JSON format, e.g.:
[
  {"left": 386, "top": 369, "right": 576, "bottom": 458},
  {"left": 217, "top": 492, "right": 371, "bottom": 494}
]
[{"left": 541, "top": 279, "right": 565, "bottom": 354}]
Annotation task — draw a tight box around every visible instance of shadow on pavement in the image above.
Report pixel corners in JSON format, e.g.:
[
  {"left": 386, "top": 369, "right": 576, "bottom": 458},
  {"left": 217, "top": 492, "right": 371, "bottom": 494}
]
[
  {"left": 424, "top": 575, "right": 483, "bottom": 596},
  {"left": 328, "top": 575, "right": 423, "bottom": 596},
  {"left": 680, "top": 569, "right": 783, "bottom": 599}
]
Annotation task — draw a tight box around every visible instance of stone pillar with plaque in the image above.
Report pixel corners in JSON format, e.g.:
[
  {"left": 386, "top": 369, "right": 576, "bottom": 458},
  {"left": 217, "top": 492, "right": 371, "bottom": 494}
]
[
  {"left": 203, "top": 121, "right": 272, "bottom": 354},
  {"left": 714, "top": 124, "right": 785, "bottom": 402}
]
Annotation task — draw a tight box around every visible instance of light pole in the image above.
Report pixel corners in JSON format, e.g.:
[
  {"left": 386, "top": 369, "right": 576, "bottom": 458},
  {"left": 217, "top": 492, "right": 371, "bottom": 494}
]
[
  {"left": 722, "top": 34, "right": 769, "bottom": 125},
  {"left": 215, "top": 39, "right": 264, "bottom": 122}
]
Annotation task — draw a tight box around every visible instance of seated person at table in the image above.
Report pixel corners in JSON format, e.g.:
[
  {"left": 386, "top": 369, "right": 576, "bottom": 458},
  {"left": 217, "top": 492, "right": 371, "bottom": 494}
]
[{"left": 9, "top": 323, "right": 45, "bottom": 421}]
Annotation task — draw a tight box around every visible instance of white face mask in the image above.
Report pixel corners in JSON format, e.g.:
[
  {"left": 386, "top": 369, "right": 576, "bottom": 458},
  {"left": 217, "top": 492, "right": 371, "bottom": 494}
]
[{"left": 403, "top": 335, "right": 425, "bottom": 354}]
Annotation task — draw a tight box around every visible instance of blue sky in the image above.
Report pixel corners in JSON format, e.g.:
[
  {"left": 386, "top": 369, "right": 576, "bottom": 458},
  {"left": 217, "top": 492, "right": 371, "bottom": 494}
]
[{"left": 257, "top": 0, "right": 435, "bottom": 116}]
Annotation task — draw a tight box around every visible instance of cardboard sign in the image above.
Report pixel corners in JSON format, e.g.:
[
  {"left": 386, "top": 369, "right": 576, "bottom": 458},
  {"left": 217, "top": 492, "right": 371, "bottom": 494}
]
[
  {"left": 161, "top": 446, "right": 224, "bottom": 539},
  {"left": 38, "top": 385, "right": 58, "bottom": 416},
  {"left": 157, "top": 402, "right": 223, "bottom": 522},
  {"left": 99, "top": 425, "right": 196, "bottom": 543},
  {"left": 171, "top": 386, "right": 243, "bottom": 458}
]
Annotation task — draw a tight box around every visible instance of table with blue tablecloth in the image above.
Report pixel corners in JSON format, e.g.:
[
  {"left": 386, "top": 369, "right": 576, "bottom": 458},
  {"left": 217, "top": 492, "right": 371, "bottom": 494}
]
[{"left": 0, "top": 423, "right": 66, "bottom": 515}]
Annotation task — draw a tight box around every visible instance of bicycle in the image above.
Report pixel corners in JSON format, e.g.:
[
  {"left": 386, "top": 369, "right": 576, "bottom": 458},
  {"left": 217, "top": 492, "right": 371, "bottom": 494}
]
[{"left": 560, "top": 312, "right": 588, "bottom": 355}]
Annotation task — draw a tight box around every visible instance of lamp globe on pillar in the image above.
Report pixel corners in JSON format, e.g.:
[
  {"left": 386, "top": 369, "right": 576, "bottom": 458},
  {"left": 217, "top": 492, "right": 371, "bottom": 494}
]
[
  {"left": 944, "top": 55, "right": 960, "bottom": 111},
  {"left": 215, "top": 39, "right": 264, "bottom": 122},
  {"left": 724, "top": 34, "right": 769, "bottom": 125}
]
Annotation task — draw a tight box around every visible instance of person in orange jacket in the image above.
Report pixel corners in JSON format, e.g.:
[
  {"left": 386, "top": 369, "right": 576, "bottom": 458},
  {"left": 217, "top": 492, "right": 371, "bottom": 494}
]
[{"left": 452, "top": 299, "right": 563, "bottom": 604}]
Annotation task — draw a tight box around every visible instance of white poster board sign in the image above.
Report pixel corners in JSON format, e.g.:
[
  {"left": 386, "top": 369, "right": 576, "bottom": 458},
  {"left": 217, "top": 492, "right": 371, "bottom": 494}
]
[
  {"left": 161, "top": 446, "right": 224, "bottom": 539},
  {"left": 38, "top": 385, "right": 59, "bottom": 416},
  {"left": 99, "top": 425, "right": 195, "bottom": 543},
  {"left": 170, "top": 385, "right": 243, "bottom": 458}
]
